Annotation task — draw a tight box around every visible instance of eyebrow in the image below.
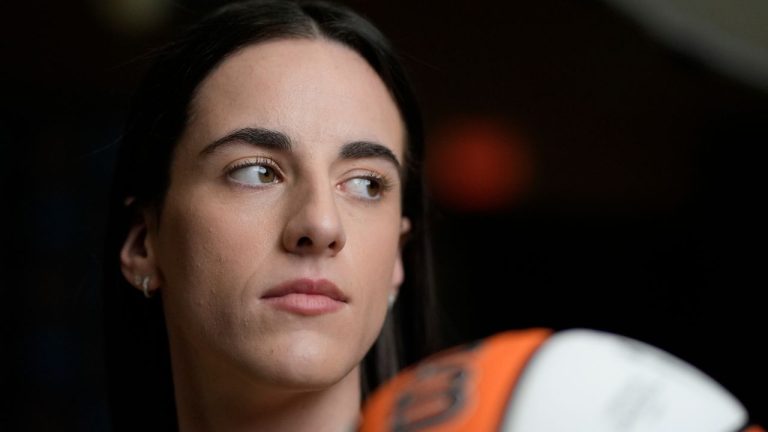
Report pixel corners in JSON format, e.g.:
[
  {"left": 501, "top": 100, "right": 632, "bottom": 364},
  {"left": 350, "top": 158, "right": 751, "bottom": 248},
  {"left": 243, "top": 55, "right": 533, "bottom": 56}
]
[
  {"left": 199, "top": 127, "right": 291, "bottom": 156},
  {"left": 199, "top": 127, "right": 402, "bottom": 175},
  {"left": 339, "top": 140, "right": 402, "bottom": 174}
]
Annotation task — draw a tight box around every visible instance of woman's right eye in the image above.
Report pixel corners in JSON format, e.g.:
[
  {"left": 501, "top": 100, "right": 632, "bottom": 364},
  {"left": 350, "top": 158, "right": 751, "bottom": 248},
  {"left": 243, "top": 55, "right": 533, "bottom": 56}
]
[{"left": 228, "top": 162, "right": 280, "bottom": 186}]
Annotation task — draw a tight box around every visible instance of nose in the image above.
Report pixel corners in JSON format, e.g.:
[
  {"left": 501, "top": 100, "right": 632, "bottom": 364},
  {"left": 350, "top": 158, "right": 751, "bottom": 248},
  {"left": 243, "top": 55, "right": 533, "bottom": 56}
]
[{"left": 282, "top": 183, "right": 346, "bottom": 256}]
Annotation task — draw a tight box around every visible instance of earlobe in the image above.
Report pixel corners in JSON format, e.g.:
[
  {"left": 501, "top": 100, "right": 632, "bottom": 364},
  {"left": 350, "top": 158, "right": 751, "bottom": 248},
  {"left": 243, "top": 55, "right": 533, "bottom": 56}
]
[
  {"left": 400, "top": 217, "right": 411, "bottom": 243},
  {"left": 390, "top": 216, "right": 410, "bottom": 295},
  {"left": 120, "top": 208, "right": 163, "bottom": 296},
  {"left": 391, "top": 254, "right": 404, "bottom": 289}
]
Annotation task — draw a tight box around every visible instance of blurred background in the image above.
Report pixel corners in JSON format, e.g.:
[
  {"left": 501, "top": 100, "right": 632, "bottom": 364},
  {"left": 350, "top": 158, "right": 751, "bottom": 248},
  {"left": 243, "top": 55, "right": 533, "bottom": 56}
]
[{"left": 2, "top": 0, "right": 766, "bottom": 429}]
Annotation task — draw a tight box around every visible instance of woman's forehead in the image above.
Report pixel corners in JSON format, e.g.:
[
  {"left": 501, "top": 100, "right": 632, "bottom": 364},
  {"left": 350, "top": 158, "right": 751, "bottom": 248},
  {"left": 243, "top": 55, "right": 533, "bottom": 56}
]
[{"left": 181, "top": 38, "right": 405, "bottom": 160}]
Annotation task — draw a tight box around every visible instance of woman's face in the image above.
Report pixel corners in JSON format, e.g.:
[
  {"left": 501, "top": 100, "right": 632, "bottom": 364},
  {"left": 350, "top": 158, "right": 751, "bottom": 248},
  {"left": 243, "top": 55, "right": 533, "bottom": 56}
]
[{"left": 140, "top": 39, "right": 407, "bottom": 388}]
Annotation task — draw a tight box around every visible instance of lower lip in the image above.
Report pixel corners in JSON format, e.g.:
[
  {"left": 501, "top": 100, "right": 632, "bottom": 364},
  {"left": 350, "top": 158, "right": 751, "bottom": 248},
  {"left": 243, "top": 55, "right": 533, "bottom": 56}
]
[{"left": 262, "top": 293, "right": 345, "bottom": 315}]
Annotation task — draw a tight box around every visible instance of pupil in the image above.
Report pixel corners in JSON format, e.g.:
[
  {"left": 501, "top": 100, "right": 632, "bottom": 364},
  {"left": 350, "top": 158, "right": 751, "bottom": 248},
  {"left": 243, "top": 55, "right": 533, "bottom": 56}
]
[
  {"left": 367, "top": 180, "right": 380, "bottom": 197},
  {"left": 258, "top": 166, "right": 274, "bottom": 183}
]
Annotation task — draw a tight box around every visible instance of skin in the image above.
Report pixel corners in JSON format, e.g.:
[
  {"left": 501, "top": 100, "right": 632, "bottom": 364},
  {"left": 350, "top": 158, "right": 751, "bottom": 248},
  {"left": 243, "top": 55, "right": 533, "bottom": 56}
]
[{"left": 120, "top": 38, "right": 409, "bottom": 432}]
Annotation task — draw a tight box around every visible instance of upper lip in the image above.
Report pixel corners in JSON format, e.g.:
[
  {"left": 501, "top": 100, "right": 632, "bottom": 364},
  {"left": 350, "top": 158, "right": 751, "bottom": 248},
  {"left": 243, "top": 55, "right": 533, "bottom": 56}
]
[{"left": 261, "top": 278, "right": 348, "bottom": 302}]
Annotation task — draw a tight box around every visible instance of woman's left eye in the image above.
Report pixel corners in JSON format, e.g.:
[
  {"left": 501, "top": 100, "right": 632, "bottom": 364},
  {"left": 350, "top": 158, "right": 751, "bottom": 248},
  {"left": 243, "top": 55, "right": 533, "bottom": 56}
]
[{"left": 343, "top": 176, "right": 384, "bottom": 200}]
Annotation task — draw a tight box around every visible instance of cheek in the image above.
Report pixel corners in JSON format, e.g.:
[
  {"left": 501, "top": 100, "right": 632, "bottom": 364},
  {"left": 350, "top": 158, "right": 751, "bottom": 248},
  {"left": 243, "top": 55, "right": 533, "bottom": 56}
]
[
  {"left": 345, "top": 214, "right": 402, "bottom": 333},
  {"left": 155, "top": 194, "right": 278, "bottom": 344}
]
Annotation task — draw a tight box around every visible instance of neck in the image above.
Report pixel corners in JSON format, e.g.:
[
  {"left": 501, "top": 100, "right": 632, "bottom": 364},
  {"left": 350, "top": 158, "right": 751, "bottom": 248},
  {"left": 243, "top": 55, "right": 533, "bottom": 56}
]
[{"left": 168, "top": 337, "right": 361, "bottom": 432}]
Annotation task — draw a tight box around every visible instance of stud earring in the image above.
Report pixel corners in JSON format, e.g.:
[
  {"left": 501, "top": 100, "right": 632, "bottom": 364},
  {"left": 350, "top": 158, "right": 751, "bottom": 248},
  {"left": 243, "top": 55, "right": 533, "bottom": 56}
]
[
  {"left": 388, "top": 291, "right": 398, "bottom": 309},
  {"left": 142, "top": 276, "right": 152, "bottom": 298},
  {"left": 135, "top": 275, "right": 153, "bottom": 298}
]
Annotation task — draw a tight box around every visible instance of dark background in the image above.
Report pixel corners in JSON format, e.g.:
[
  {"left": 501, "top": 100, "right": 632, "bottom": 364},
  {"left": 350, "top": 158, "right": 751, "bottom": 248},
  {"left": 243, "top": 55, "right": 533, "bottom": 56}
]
[{"left": 2, "top": 0, "right": 766, "bottom": 430}]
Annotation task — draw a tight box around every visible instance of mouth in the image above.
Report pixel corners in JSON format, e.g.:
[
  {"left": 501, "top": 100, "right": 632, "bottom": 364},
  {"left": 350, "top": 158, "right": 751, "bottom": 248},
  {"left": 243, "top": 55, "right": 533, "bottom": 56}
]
[{"left": 260, "top": 278, "right": 348, "bottom": 316}]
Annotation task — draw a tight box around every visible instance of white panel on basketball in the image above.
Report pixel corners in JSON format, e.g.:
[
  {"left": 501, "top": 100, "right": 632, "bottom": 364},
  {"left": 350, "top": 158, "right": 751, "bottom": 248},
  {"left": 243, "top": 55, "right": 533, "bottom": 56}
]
[{"left": 501, "top": 329, "right": 746, "bottom": 432}]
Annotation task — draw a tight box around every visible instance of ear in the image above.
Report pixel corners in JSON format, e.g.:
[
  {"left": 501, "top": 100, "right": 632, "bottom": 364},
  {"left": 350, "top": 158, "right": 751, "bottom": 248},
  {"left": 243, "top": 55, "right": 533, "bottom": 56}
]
[
  {"left": 390, "top": 217, "right": 411, "bottom": 294},
  {"left": 120, "top": 205, "right": 164, "bottom": 295}
]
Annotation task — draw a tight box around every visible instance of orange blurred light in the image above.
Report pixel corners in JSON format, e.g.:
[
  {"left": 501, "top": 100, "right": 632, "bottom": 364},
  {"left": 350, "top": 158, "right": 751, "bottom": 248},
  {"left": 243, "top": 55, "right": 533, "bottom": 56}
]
[{"left": 426, "top": 117, "right": 533, "bottom": 212}]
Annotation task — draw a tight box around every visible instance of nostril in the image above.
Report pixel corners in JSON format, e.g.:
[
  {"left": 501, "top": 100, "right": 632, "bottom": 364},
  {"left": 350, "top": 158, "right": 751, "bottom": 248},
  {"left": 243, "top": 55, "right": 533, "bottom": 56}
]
[{"left": 297, "top": 236, "right": 313, "bottom": 248}]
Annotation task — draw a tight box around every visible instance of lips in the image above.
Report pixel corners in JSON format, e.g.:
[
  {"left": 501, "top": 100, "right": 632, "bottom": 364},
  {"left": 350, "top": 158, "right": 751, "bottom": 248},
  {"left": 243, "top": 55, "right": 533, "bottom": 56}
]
[{"left": 260, "top": 278, "right": 348, "bottom": 315}]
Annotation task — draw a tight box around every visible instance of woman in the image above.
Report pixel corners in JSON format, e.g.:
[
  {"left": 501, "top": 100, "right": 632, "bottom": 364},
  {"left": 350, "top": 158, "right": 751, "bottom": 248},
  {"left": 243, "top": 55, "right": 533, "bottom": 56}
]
[{"left": 101, "top": 1, "right": 439, "bottom": 430}]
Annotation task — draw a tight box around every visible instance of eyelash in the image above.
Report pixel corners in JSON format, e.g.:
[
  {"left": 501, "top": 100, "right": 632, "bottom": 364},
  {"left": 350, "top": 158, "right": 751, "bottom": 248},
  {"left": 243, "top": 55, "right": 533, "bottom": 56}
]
[{"left": 227, "top": 157, "right": 280, "bottom": 174}]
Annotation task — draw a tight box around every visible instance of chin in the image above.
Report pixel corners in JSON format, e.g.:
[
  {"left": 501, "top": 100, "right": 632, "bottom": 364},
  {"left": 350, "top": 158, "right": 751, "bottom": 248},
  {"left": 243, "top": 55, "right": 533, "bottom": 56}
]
[
  {"left": 273, "top": 367, "right": 357, "bottom": 392},
  {"left": 247, "top": 333, "right": 364, "bottom": 390}
]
